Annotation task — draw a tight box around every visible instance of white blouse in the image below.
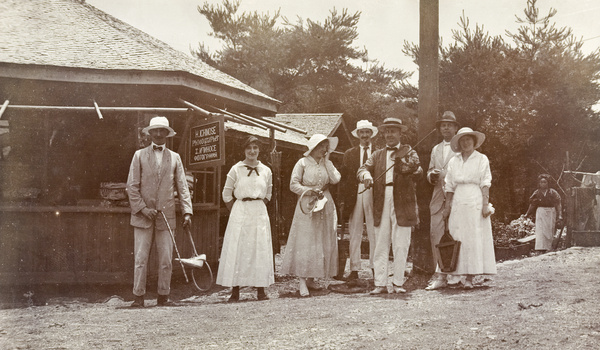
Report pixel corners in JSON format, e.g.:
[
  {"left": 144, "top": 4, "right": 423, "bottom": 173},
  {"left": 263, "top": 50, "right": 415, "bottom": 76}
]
[
  {"left": 289, "top": 156, "right": 341, "bottom": 195},
  {"left": 222, "top": 161, "right": 272, "bottom": 202},
  {"left": 444, "top": 150, "right": 492, "bottom": 193}
]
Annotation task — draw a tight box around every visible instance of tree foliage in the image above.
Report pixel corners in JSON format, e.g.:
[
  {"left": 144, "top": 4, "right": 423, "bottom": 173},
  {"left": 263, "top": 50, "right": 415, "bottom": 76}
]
[
  {"left": 194, "top": 0, "right": 413, "bottom": 130},
  {"left": 404, "top": 0, "right": 600, "bottom": 218}
]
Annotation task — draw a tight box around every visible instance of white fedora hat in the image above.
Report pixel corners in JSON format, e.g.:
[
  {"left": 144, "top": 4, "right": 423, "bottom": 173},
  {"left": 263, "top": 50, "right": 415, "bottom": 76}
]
[
  {"left": 351, "top": 120, "right": 378, "bottom": 138},
  {"left": 142, "top": 116, "right": 176, "bottom": 137},
  {"left": 450, "top": 127, "right": 485, "bottom": 152},
  {"left": 303, "top": 134, "right": 339, "bottom": 157}
]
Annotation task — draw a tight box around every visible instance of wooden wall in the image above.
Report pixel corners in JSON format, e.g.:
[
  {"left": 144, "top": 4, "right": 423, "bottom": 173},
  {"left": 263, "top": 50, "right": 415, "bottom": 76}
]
[{"left": 0, "top": 206, "right": 219, "bottom": 285}]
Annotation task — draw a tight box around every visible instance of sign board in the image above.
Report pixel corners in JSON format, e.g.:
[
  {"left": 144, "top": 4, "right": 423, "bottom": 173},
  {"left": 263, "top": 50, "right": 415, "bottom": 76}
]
[{"left": 188, "top": 116, "right": 225, "bottom": 169}]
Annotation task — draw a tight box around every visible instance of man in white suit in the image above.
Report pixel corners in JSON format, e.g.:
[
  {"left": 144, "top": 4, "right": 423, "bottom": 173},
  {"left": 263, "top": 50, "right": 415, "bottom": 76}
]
[
  {"left": 425, "top": 111, "right": 459, "bottom": 290},
  {"left": 126, "top": 116, "right": 193, "bottom": 307},
  {"left": 339, "top": 120, "right": 378, "bottom": 281}
]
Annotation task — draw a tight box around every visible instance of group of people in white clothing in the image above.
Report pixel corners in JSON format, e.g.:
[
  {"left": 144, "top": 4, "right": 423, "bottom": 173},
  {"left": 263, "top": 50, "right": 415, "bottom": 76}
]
[
  {"left": 215, "top": 110, "right": 509, "bottom": 300},
  {"left": 128, "top": 113, "right": 562, "bottom": 305}
]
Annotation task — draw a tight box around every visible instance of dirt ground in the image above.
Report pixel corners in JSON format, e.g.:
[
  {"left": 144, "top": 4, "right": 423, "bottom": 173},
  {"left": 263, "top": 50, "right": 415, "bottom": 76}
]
[{"left": 1, "top": 246, "right": 599, "bottom": 349}]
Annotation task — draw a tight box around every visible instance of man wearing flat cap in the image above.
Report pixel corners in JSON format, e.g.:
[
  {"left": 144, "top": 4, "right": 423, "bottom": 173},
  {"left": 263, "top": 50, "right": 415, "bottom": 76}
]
[
  {"left": 126, "top": 116, "right": 193, "bottom": 307},
  {"left": 425, "top": 111, "right": 460, "bottom": 290},
  {"left": 339, "top": 120, "right": 378, "bottom": 281},
  {"left": 357, "top": 117, "right": 422, "bottom": 294}
]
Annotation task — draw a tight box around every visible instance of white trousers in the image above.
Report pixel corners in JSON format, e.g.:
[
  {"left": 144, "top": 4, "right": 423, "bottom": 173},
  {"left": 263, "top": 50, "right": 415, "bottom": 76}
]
[
  {"left": 133, "top": 226, "right": 173, "bottom": 296},
  {"left": 373, "top": 187, "right": 411, "bottom": 287},
  {"left": 348, "top": 185, "right": 375, "bottom": 270}
]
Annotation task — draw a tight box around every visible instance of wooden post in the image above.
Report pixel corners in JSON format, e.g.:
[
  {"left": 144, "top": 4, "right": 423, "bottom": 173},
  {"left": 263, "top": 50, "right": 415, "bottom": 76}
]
[
  {"left": 564, "top": 151, "right": 574, "bottom": 247},
  {"left": 413, "top": 0, "right": 439, "bottom": 274},
  {"left": 269, "top": 128, "right": 281, "bottom": 256}
]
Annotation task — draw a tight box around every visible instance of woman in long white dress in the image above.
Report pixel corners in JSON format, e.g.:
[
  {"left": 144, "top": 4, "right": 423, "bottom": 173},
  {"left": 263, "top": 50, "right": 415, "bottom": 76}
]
[
  {"left": 280, "top": 134, "right": 341, "bottom": 297},
  {"left": 443, "top": 127, "right": 496, "bottom": 289},
  {"left": 217, "top": 136, "right": 274, "bottom": 301}
]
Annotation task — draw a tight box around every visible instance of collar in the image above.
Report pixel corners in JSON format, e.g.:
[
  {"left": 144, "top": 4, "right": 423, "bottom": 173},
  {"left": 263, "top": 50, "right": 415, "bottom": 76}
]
[
  {"left": 152, "top": 142, "right": 166, "bottom": 151},
  {"left": 387, "top": 143, "right": 401, "bottom": 151}
]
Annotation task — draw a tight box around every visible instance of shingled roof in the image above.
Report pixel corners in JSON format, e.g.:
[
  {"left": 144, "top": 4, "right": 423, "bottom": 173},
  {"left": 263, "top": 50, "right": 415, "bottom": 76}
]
[
  {"left": 225, "top": 113, "right": 351, "bottom": 152},
  {"left": 0, "top": 0, "right": 279, "bottom": 111}
]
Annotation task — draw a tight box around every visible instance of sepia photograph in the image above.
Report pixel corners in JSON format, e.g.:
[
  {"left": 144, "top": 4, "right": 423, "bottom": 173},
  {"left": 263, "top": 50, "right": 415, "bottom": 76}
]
[{"left": 1, "top": 0, "right": 599, "bottom": 348}]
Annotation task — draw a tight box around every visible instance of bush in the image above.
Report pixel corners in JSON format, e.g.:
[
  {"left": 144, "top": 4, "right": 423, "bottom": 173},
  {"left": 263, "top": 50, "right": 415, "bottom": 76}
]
[{"left": 492, "top": 215, "right": 535, "bottom": 248}]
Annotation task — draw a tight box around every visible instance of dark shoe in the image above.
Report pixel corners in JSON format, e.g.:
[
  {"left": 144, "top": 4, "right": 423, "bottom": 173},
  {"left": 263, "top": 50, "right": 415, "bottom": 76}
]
[
  {"left": 333, "top": 274, "right": 345, "bottom": 281},
  {"left": 157, "top": 294, "right": 177, "bottom": 306},
  {"left": 346, "top": 271, "right": 359, "bottom": 281},
  {"left": 306, "top": 278, "right": 323, "bottom": 291},
  {"left": 257, "top": 287, "right": 268, "bottom": 301},
  {"left": 228, "top": 286, "right": 240, "bottom": 302},
  {"left": 130, "top": 295, "right": 144, "bottom": 308}
]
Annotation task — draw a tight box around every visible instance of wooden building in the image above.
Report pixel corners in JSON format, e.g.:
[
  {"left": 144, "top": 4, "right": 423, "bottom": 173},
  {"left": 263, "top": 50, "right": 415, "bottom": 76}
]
[{"left": 0, "top": 0, "right": 280, "bottom": 285}]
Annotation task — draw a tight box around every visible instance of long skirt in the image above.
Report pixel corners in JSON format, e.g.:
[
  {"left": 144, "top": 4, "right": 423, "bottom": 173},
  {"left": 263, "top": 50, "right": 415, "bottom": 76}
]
[
  {"left": 535, "top": 207, "right": 556, "bottom": 250},
  {"left": 448, "top": 184, "right": 496, "bottom": 276},
  {"left": 280, "top": 190, "right": 338, "bottom": 278},
  {"left": 216, "top": 200, "right": 274, "bottom": 287}
]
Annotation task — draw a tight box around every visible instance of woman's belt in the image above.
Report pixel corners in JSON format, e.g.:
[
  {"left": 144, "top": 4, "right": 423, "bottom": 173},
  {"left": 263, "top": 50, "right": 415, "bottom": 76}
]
[{"left": 241, "top": 197, "right": 263, "bottom": 201}]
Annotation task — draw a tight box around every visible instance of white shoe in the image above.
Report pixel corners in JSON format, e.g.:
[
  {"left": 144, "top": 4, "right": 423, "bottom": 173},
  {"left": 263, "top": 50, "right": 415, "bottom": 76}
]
[
  {"left": 369, "top": 286, "right": 388, "bottom": 295},
  {"left": 425, "top": 279, "right": 448, "bottom": 291},
  {"left": 393, "top": 284, "right": 406, "bottom": 293},
  {"left": 298, "top": 278, "right": 310, "bottom": 297}
]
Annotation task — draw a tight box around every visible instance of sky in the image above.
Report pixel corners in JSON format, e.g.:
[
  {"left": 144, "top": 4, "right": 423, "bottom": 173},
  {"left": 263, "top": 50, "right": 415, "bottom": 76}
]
[{"left": 86, "top": 0, "right": 600, "bottom": 84}]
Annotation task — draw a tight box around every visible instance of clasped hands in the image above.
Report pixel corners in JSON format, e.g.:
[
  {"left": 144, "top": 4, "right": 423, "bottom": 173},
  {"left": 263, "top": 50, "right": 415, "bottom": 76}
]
[{"left": 141, "top": 207, "right": 192, "bottom": 228}]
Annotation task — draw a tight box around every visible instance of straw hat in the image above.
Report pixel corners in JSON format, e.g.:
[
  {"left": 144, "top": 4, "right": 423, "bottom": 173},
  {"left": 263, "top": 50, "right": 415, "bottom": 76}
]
[
  {"left": 450, "top": 127, "right": 485, "bottom": 152},
  {"left": 436, "top": 111, "right": 459, "bottom": 127},
  {"left": 377, "top": 117, "right": 408, "bottom": 132},
  {"left": 142, "top": 116, "right": 176, "bottom": 137},
  {"left": 351, "top": 120, "right": 378, "bottom": 138},
  {"left": 303, "top": 134, "right": 339, "bottom": 157}
]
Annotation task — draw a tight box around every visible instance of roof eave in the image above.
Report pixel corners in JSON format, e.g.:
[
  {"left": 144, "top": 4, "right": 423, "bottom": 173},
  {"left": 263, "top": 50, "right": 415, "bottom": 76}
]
[{"left": 0, "top": 62, "right": 280, "bottom": 113}]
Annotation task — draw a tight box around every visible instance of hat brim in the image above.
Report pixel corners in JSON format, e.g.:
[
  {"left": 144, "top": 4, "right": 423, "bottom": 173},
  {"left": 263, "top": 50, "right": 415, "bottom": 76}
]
[
  {"left": 304, "top": 136, "right": 339, "bottom": 157},
  {"left": 142, "top": 125, "right": 176, "bottom": 137},
  {"left": 351, "top": 126, "right": 378, "bottom": 138},
  {"left": 450, "top": 131, "right": 485, "bottom": 152},
  {"left": 377, "top": 124, "right": 408, "bottom": 132},
  {"left": 435, "top": 120, "right": 460, "bottom": 127}
]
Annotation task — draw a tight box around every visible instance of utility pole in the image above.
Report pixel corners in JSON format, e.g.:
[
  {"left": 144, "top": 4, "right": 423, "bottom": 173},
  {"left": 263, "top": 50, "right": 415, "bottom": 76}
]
[{"left": 413, "top": 0, "right": 439, "bottom": 273}]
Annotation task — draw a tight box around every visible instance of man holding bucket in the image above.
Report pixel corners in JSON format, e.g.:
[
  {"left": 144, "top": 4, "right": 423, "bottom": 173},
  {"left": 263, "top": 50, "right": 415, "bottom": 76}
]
[
  {"left": 126, "top": 116, "right": 193, "bottom": 307},
  {"left": 425, "top": 111, "right": 460, "bottom": 290},
  {"left": 357, "top": 117, "right": 422, "bottom": 294}
]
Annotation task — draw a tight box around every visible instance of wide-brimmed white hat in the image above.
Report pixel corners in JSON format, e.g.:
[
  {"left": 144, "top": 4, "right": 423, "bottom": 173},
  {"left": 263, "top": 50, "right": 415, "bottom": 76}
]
[
  {"left": 351, "top": 120, "right": 378, "bottom": 138},
  {"left": 303, "top": 134, "right": 339, "bottom": 157},
  {"left": 377, "top": 117, "right": 408, "bottom": 132},
  {"left": 142, "top": 116, "right": 176, "bottom": 137},
  {"left": 450, "top": 127, "right": 485, "bottom": 152}
]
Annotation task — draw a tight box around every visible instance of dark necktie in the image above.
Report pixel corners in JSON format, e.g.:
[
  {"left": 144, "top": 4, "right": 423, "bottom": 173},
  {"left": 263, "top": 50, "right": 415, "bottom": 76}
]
[
  {"left": 362, "top": 147, "right": 369, "bottom": 165},
  {"left": 245, "top": 165, "right": 259, "bottom": 176},
  {"left": 153, "top": 145, "right": 164, "bottom": 151},
  {"left": 386, "top": 146, "right": 398, "bottom": 152}
]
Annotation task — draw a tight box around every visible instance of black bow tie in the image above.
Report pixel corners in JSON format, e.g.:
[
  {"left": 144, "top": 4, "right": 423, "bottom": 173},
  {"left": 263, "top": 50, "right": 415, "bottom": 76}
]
[
  {"left": 245, "top": 165, "right": 259, "bottom": 176},
  {"left": 153, "top": 145, "right": 164, "bottom": 151},
  {"left": 386, "top": 147, "right": 398, "bottom": 152}
]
